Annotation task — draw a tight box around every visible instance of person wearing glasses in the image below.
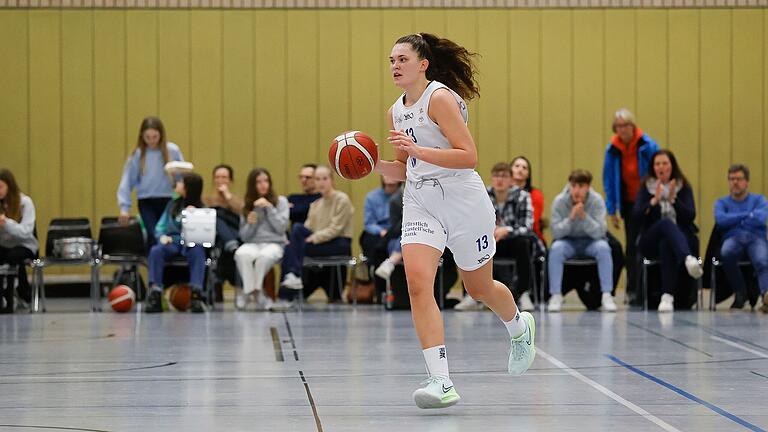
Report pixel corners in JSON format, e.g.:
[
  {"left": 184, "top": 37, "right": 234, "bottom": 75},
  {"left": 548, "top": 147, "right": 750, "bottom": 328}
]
[
  {"left": 714, "top": 164, "right": 768, "bottom": 312},
  {"left": 287, "top": 164, "right": 321, "bottom": 226}
]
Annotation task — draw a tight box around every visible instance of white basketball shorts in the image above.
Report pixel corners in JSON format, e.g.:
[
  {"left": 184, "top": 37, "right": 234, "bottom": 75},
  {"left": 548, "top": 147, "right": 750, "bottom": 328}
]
[{"left": 401, "top": 171, "right": 496, "bottom": 271}]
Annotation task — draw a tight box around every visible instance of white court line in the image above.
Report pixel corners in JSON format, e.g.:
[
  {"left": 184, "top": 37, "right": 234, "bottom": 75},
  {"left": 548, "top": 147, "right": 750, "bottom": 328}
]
[
  {"left": 710, "top": 336, "right": 768, "bottom": 358},
  {"left": 537, "top": 348, "right": 683, "bottom": 432}
]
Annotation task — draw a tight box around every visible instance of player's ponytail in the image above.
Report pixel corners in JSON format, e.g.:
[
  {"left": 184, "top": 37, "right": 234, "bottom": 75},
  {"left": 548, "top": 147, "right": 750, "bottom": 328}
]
[{"left": 396, "top": 33, "right": 480, "bottom": 100}]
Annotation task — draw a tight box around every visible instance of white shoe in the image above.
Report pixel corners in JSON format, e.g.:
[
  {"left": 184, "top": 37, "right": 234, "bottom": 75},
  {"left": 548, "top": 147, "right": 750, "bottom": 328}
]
[
  {"left": 547, "top": 294, "right": 563, "bottom": 312},
  {"left": 454, "top": 295, "right": 482, "bottom": 311},
  {"left": 374, "top": 259, "right": 395, "bottom": 280},
  {"left": 235, "top": 290, "right": 247, "bottom": 310},
  {"left": 257, "top": 293, "right": 274, "bottom": 311},
  {"left": 601, "top": 293, "right": 617, "bottom": 312},
  {"left": 685, "top": 256, "right": 703, "bottom": 279},
  {"left": 508, "top": 311, "right": 536, "bottom": 376},
  {"left": 518, "top": 291, "right": 535, "bottom": 311},
  {"left": 658, "top": 293, "right": 674, "bottom": 312},
  {"left": 412, "top": 375, "right": 460, "bottom": 409},
  {"left": 280, "top": 273, "right": 303, "bottom": 290}
]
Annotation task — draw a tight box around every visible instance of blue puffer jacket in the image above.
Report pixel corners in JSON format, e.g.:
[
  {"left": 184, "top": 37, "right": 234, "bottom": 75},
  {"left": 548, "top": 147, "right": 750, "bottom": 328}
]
[{"left": 602, "top": 133, "right": 660, "bottom": 215}]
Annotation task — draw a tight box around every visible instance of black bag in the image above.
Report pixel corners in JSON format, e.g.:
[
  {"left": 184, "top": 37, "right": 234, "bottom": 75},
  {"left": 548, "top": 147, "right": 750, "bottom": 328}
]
[{"left": 385, "top": 249, "right": 458, "bottom": 310}]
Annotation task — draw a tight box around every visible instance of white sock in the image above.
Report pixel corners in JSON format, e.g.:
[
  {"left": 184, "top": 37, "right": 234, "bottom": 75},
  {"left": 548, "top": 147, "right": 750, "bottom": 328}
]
[
  {"left": 503, "top": 310, "right": 526, "bottom": 339},
  {"left": 422, "top": 345, "right": 449, "bottom": 379}
]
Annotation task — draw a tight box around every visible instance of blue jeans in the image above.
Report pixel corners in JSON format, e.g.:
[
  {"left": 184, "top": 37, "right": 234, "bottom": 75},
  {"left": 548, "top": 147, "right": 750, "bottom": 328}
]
[
  {"left": 138, "top": 197, "right": 172, "bottom": 250},
  {"left": 548, "top": 237, "right": 613, "bottom": 295},
  {"left": 148, "top": 242, "right": 206, "bottom": 292},
  {"left": 721, "top": 231, "right": 768, "bottom": 296}
]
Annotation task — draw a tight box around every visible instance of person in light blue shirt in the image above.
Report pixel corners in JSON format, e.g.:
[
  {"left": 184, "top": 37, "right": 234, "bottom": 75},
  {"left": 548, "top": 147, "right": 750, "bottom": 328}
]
[
  {"left": 714, "top": 164, "right": 768, "bottom": 312},
  {"left": 117, "top": 116, "right": 185, "bottom": 248},
  {"left": 359, "top": 177, "right": 402, "bottom": 283}
]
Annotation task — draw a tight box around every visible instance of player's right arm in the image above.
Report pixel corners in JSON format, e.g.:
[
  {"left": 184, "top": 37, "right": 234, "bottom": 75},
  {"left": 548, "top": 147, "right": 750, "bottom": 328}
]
[{"left": 374, "top": 106, "right": 407, "bottom": 181}]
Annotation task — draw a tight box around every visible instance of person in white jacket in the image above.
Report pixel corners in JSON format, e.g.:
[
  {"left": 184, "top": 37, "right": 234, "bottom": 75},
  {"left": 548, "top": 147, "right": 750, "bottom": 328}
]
[{"left": 0, "top": 168, "right": 38, "bottom": 308}]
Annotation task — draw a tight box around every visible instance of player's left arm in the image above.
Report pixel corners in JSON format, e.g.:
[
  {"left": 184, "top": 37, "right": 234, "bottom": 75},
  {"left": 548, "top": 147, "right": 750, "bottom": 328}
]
[{"left": 389, "top": 89, "right": 477, "bottom": 169}]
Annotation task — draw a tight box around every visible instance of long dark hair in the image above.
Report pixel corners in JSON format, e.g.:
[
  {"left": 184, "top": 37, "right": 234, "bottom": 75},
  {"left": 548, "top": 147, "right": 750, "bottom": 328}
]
[
  {"left": 646, "top": 149, "right": 689, "bottom": 185},
  {"left": 0, "top": 168, "right": 22, "bottom": 222},
  {"left": 396, "top": 33, "right": 480, "bottom": 100},
  {"left": 511, "top": 155, "right": 533, "bottom": 192},
  {"left": 243, "top": 168, "right": 278, "bottom": 216},
  {"left": 171, "top": 173, "right": 204, "bottom": 218},
  {"left": 134, "top": 116, "right": 170, "bottom": 175}
]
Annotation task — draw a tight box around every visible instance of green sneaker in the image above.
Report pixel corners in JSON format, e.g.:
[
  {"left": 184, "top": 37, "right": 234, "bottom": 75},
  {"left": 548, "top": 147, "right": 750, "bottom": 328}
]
[
  {"left": 508, "top": 311, "right": 536, "bottom": 376},
  {"left": 412, "top": 376, "right": 460, "bottom": 409}
]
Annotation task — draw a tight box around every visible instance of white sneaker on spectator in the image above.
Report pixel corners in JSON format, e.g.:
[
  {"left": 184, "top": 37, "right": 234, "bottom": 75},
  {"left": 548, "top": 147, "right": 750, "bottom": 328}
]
[
  {"left": 281, "top": 273, "right": 303, "bottom": 290},
  {"left": 374, "top": 259, "right": 396, "bottom": 280},
  {"left": 454, "top": 295, "right": 482, "bottom": 311},
  {"left": 235, "top": 290, "right": 247, "bottom": 310},
  {"left": 601, "top": 293, "right": 617, "bottom": 312},
  {"left": 518, "top": 291, "right": 535, "bottom": 311},
  {"left": 547, "top": 294, "right": 563, "bottom": 312},
  {"left": 685, "top": 256, "right": 703, "bottom": 279},
  {"left": 270, "top": 299, "right": 295, "bottom": 311},
  {"left": 257, "top": 293, "right": 274, "bottom": 311},
  {"left": 658, "top": 293, "right": 674, "bottom": 312}
]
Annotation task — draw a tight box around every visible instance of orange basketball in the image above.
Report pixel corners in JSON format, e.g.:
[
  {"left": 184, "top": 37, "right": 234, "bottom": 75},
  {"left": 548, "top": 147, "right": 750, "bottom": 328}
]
[
  {"left": 329, "top": 131, "right": 378, "bottom": 180},
  {"left": 108, "top": 285, "right": 135, "bottom": 313},
  {"left": 168, "top": 284, "right": 191, "bottom": 311}
]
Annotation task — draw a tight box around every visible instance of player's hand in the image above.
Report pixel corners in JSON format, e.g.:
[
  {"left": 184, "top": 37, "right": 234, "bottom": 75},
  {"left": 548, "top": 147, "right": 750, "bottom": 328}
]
[
  {"left": 306, "top": 234, "right": 316, "bottom": 244},
  {"left": 651, "top": 181, "right": 664, "bottom": 206},
  {"left": 0, "top": 214, "right": 6, "bottom": 227},
  {"left": 159, "top": 235, "right": 173, "bottom": 245},
  {"left": 247, "top": 211, "right": 258, "bottom": 225},
  {"left": 380, "top": 229, "right": 388, "bottom": 238},
  {"left": 388, "top": 130, "right": 422, "bottom": 159}
]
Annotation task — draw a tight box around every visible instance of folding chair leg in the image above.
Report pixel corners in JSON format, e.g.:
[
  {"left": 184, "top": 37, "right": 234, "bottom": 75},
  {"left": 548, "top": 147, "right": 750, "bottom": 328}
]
[
  {"left": 90, "top": 260, "right": 101, "bottom": 312},
  {"left": 710, "top": 261, "right": 717, "bottom": 311},
  {"left": 642, "top": 261, "right": 648, "bottom": 312}
]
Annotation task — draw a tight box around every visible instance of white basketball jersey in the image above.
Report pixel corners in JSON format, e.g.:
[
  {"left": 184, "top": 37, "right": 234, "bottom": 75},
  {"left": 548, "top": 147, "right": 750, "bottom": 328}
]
[{"left": 391, "top": 80, "right": 473, "bottom": 181}]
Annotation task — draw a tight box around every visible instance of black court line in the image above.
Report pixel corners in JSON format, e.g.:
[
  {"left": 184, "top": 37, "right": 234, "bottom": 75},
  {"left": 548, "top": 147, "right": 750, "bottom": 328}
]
[
  {"left": 299, "top": 371, "right": 323, "bottom": 432},
  {"left": 0, "top": 362, "right": 177, "bottom": 378},
  {"left": 676, "top": 318, "right": 768, "bottom": 352},
  {"left": 751, "top": 371, "right": 768, "bottom": 379},
  {"left": 626, "top": 321, "right": 713, "bottom": 357},
  {"left": 0, "top": 425, "right": 111, "bottom": 432},
  {"left": 282, "top": 312, "right": 300, "bottom": 361},
  {"left": 270, "top": 327, "right": 285, "bottom": 362}
]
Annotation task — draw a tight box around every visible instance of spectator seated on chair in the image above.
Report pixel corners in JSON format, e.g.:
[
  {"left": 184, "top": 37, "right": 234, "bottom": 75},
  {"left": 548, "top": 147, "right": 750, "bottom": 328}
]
[
  {"left": 0, "top": 168, "right": 38, "bottom": 307},
  {"left": 374, "top": 183, "right": 405, "bottom": 283},
  {"left": 287, "top": 163, "right": 321, "bottom": 226},
  {"left": 359, "top": 176, "right": 402, "bottom": 289},
  {"left": 234, "top": 168, "right": 289, "bottom": 311},
  {"left": 547, "top": 169, "right": 616, "bottom": 313},
  {"left": 203, "top": 164, "right": 245, "bottom": 300},
  {"left": 713, "top": 164, "right": 768, "bottom": 312},
  {"left": 633, "top": 149, "right": 702, "bottom": 312},
  {"left": 145, "top": 173, "right": 208, "bottom": 314},
  {"left": 274, "top": 165, "right": 353, "bottom": 309}
]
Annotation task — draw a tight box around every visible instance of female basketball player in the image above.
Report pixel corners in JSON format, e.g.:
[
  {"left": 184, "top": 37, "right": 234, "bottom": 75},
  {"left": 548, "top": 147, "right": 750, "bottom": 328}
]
[{"left": 374, "top": 33, "right": 536, "bottom": 409}]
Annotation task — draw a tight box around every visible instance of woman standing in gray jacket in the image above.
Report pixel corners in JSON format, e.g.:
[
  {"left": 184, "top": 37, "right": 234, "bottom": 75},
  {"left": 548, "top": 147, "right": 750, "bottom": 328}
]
[{"left": 234, "top": 168, "right": 289, "bottom": 310}]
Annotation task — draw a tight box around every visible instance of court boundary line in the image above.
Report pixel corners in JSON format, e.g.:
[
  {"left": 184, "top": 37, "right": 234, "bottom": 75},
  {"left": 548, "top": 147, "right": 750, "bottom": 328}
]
[
  {"left": 710, "top": 336, "right": 768, "bottom": 359},
  {"left": 607, "top": 354, "right": 767, "bottom": 432},
  {"left": 537, "top": 348, "right": 682, "bottom": 432}
]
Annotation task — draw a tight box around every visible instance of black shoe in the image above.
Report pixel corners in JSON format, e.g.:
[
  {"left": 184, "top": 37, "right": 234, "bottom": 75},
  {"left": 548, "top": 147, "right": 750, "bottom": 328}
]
[
  {"left": 730, "top": 293, "right": 747, "bottom": 310},
  {"left": 144, "top": 290, "right": 163, "bottom": 313},
  {"left": 190, "top": 291, "right": 207, "bottom": 313}
]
